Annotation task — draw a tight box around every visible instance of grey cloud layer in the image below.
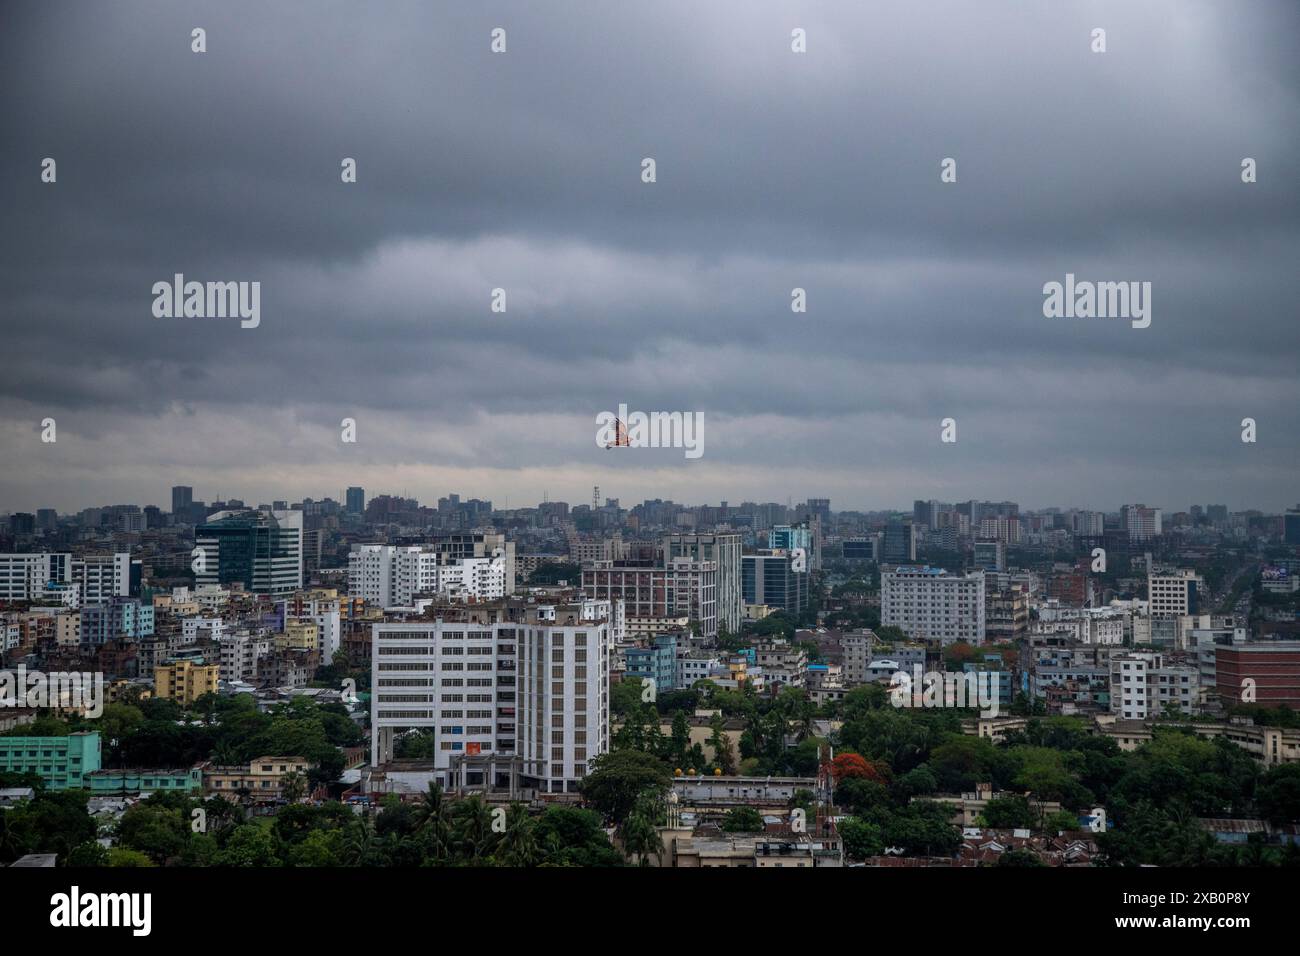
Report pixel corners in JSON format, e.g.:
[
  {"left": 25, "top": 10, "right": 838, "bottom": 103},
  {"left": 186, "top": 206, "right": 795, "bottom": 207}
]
[{"left": 1, "top": 0, "right": 1297, "bottom": 512}]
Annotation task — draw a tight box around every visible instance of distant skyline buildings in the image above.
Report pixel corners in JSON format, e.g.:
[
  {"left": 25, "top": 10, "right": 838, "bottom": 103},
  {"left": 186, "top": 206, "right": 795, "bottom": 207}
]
[{"left": 5, "top": 483, "right": 1296, "bottom": 522}]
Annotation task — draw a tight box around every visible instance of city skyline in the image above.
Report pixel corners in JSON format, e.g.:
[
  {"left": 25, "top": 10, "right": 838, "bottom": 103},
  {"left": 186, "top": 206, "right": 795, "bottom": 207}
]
[{"left": 8, "top": 483, "right": 1296, "bottom": 520}]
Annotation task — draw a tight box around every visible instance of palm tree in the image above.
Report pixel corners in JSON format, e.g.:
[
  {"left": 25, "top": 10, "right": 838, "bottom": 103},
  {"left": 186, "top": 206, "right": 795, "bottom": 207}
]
[
  {"left": 501, "top": 803, "right": 540, "bottom": 867},
  {"left": 621, "top": 789, "right": 666, "bottom": 867},
  {"left": 281, "top": 771, "right": 307, "bottom": 804},
  {"left": 453, "top": 796, "right": 496, "bottom": 864},
  {"left": 414, "top": 783, "right": 452, "bottom": 863},
  {"left": 341, "top": 813, "right": 375, "bottom": 866}
]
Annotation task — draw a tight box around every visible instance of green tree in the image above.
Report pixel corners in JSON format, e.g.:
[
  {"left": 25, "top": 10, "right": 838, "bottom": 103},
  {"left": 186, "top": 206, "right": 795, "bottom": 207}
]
[
  {"left": 720, "top": 806, "right": 765, "bottom": 833},
  {"left": 581, "top": 750, "right": 672, "bottom": 827}
]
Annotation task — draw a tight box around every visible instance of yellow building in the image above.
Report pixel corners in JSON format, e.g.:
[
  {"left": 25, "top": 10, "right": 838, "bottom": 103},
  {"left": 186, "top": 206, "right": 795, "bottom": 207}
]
[
  {"left": 204, "top": 756, "right": 312, "bottom": 803},
  {"left": 154, "top": 660, "right": 220, "bottom": 705},
  {"left": 278, "top": 619, "right": 319, "bottom": 652}
]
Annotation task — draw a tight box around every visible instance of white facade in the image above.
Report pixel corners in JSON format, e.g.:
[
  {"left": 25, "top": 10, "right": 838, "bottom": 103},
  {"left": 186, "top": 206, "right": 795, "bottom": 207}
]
[
  {"left": 678, "top": 655, "right": 721, "bottom": 688},
  {"left": 1123, "top": 505, "right": 1163, "bottom": 541},
  {"left": 219, "top": 630, "right": 272, "bottom": 683},
  {"left": 219, "top": 632, "right": 273, "bottom": 686},
  {"left": 349, "top": 545, "right": 507, "bottom": 608},
  {"left": 1148, "top": 569, "right": 1201, "bottom": 618},
  {"left": 71, "top": 554, "right": 131, "bottom": 606},
  {"left": 0, "top": 553, "right": 70, "bottom": 601},
  {"left": 881, "top": 567, "right": 986, "bottom": 645},
  {"left": 1109, "top": 651, "right": 1198, "bottom": 719},
  {"left": 371, "top": 600, "right": 612, "bottom": 794},
  {"left": 182, "top": 613, "right": 226, "bottom": 644}
]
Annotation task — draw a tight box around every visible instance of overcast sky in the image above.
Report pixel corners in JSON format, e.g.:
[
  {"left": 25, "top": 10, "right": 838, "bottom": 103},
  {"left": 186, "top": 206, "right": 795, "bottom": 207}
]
[{"left": 2, "top": 1, "right": 1298, "bottom": 515}]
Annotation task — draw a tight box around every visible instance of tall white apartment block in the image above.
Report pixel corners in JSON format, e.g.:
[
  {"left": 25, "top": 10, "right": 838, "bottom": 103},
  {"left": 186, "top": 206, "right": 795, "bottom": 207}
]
[
  {"left": 978, "top": 516, "right": 1021, "bottom": 544},
  {"left": 881, "top": 567, "right": 986, "bottom": 645},
  {"left": 71, "top": 554, "right": 131, "bottom": 605},
  {"left": 371, "top": 598, "right": 612, "bottom": 794},
  {"left": 349, "top": 545, "right": 506, "bottom": 608},
  {"left": 1148, "top": 568, "right": 1202, "bottom": 618},
  {"left": 1109, "top": 651, "right": 1198, "bottom": 719},
  {"left": 1122, "top": 504, "right": 1163, "bottom": 541},
  {"left": 0, "top": 553, "right": 70, "bottom": 601},
  {"left": 515, "top": 600, "right": 613, "bottom": 793}
]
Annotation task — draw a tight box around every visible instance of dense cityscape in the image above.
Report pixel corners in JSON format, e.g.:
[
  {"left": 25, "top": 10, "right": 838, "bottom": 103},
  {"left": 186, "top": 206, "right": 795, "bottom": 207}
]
[
  {"left": 5, "top": 0, "right": 1296, "bottom": 937},
  {"left": 2, "top": 490, "right": 1299, "bottom": 871}
]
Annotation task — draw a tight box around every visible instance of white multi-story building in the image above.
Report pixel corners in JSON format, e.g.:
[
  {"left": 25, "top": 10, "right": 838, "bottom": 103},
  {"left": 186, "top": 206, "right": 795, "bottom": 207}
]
[
  {"left": 218, "top": 630, "right": 273, "bottom": 683},
  {"left": 677, "top": 654, "right": 721, "bottom": 688},
  {"left": 1109, "top": 651, "right": 1198, "bottom": 719},
  {"left": 182, "top": 613, "right": 226, "bottom": 644},
  {"left": 1033, "top": 602, "right": 1127, "bottom": 645},
  {"left": 978, "top": 517, "right": 1021, "bottom": 545},
  {"left": 582, "top": 557, "right": 718, "bottom": 638},
  {"left": 71, "top": 554, "right": 131, "bottom": 605},
  {"left": 1148, "top": 569, "right": 1202, "bottom": 618},
  {"left": 348, "top": 545, "right": 507, "bottom": 608},
  {"left": 881, "top": 567, "right": 986, "bottom": 645},
  {"left": 0, "top": 553, "right": 70, "bottom": 602},
  {"left": 1123, "top": 504, "right": 1163, "bottom": 541},
  {"left": 371, "top": 598, "right": 613, "bottom": 794}
]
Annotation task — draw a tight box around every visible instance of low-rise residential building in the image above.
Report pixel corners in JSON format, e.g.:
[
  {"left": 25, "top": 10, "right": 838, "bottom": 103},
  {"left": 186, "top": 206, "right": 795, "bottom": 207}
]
[
  {"left": 87, "top": 766, "right": 203, "bottom": 796},
  {"left": 204, "top": 756, "right": 312, "bottom": 802}
]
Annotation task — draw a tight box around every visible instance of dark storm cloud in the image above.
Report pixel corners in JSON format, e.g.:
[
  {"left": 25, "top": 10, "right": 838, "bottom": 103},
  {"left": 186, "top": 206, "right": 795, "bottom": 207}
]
[{"left": 0, "top": 0, "right": 1297, "bottom": 512}]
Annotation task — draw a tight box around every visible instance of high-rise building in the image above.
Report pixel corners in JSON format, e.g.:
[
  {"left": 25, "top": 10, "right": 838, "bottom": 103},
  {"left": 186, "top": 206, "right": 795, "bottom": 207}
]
[
  {"left": 1122, "top": 504, "right": 1163, "bottom": 541},
  {"left": 625, "top": 633, "right": 678, "bottom": 694},
  {"left": 973, "top": 540, "right": 1006, "bottom": 573},
  {"left": 662, "top": 533, "right": 742, "bottom": 634},
  {"left": 423, "top": 533, "right": 515, "bottom": 594},
  {"left": 842, "top": 537, "right": 877, "bottom": 563},
  {"left": 346, "top": 486, "right": 365, "bottom": 515},
  {"left": 155, "top": 659, "right": 220, "bottom": 706},
  {"left": 194, "top": 509, "right": 303, "bottom": 596},
  {"left": 172, "top": 485, "right": 194, "bottom": 515},
  {"left": 79, "top": 597, "right": 154, "bottom": 646},
  {"left": 1285, "top": 507, "right": 1300, "bottom": 546},
  {"left": 1148, "top": 569, "right": 1201, "bottom": 618},
  {"left": 985, "top": 586, "right": 1028, "bottom": 641},
  {"left": 370, "top": 598, "right": 613, "bottom": 795},
  {"left": 882, "top": 521, "right": 916, "bottom": 563},
  {"left": 881, "top": 566, "right": 986, "bottom": 645},
  {"left": 742, "top": 552, "right": 809, "bottom": 616},
  {"left": 584, "top": 556, "right": 718, "bottom": 638}
]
